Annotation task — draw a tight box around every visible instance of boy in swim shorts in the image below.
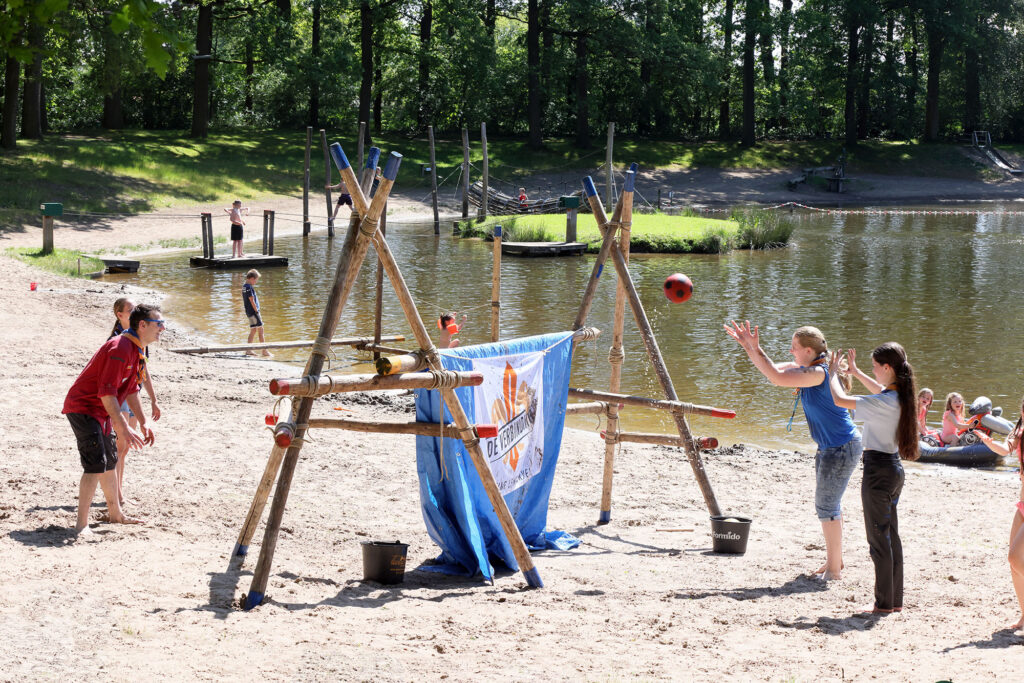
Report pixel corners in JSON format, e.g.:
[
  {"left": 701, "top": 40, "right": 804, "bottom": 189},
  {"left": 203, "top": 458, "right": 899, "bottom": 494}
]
[
  {"left": 243, "top": 269, "right": 271, "bottom": 356},
  {"left": 225, "top": 200, "right": 249, "bottom": 258}
]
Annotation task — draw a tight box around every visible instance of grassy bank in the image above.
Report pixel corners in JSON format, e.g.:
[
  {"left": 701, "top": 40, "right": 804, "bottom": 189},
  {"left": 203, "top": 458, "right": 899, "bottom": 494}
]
[
  {"left": 0, "top": 130, "right": 992, "bottom": 231},
  {"left": 6, "top": 247, "right": 105, "bottom": 278},
  {"left": 457, "top": 210, "right": 793, "bottom": 253}
]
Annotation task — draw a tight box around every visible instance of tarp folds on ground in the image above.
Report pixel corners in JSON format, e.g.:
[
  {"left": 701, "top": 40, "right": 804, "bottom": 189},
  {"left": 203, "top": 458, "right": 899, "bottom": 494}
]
[{"left": 414, "top": 332, "right": 580, "bottom": 579}]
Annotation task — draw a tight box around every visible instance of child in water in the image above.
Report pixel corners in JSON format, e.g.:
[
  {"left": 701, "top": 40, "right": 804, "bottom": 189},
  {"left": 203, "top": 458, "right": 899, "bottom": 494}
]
[
  {"left": 941, "top": 392, "right": 973, "bottom": 445},
  {"left": 917, "top": 387, "right": 936, "bottom": 437},
  {"left": 438, "top": 312, "right": 468, "bottom": 348}
]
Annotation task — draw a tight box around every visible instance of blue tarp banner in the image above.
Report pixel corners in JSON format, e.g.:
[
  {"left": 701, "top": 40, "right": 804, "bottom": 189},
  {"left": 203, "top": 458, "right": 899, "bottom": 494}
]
[{"left": 414, "top": 332, "right": 581, "bottom": 579}]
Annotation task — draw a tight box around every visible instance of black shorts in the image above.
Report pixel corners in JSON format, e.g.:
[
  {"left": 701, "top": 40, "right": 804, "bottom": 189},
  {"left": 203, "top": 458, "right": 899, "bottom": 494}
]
[
  {"left": 336, "top": 193, "right": 352, "bottom": 207},
  {"left": 247, "top": 312, "right": 263, "bottom": 328},
  {"left": 231, "top": 223, "right": 243, "bottom": 241},
  {"left": 67, "top": 413, "right": 117, "bottom": 474}
]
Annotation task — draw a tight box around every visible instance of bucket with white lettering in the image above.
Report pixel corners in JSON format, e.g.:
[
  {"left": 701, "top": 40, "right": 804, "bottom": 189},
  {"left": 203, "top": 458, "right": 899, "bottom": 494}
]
[{"left": 709, "top": 515, "right": 752, "bottom": 554}]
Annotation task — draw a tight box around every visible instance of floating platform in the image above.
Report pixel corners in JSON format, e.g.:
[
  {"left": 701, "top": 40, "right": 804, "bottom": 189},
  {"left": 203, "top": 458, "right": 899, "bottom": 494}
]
[
  {"left": 84, "top": 255, "right": 140, "bottom": 274},
  {"left": 189, "top": 254, "right": 288, "bottom": 269},
  {"left": 501, "top": 241, "right": 586, "bottom": 257}
]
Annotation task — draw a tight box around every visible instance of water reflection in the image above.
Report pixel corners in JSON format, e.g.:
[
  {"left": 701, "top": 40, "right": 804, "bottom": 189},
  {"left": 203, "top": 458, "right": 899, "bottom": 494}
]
[{"left": 107, "top": 206, "right": 1024, "bottom": 453}]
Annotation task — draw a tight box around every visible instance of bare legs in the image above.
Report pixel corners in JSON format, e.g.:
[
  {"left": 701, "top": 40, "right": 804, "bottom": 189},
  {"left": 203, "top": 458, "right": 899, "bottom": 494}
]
[
  {"left": 817, "top": 517, "right": 845, "bottom": 579},
  {"left": 76, "top": 471, "right": 141, "bottom": 534},
  {"left": 247, "top": 325, "right": 271, "bottom": 356},
  {"left": 1009, "top": 509, "right": 1024, "bottom": 630}
]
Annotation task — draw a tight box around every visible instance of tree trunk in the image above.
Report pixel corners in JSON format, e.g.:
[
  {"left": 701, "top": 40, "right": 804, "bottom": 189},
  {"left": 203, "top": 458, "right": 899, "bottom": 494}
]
[
  {"left": 527, "top": 0, "right": 542, "bottom": 148},
  {"left": 718, "top": 0, "right": 733, "bottom": 140},
  {"left": 638, "top": 0, "right": 656, "bottom": 136},
  {"left": 857, "top": 22, "right": 874, "bottom": 139},
  {"left": 574, "top": 33, "right": 590, "bottom": 148},
  {"left": 844, "top": 12, "right": 860, "bottom": 146},
  {"left": 540, "top": 0, "right": 552, "bottom": 120},
  {"left": 245, "top": 41, "right": 254, "bottom": 120},
  {"left": 778, "top": 0, "right": 791, "bottom": 126},
  {"left": 485, "top": 0, "right": 496, "bottom": 37},
  {"left": 309, "top": 0, "right": 320, "bottom": 126},
  {"left": 276, "top": 0, "right": 291, "bottom": 19},
  {"left": 190, "top": 2, "right": 213, "bottom": 138},
  {"left": 757, "top": 0, "right": 773, "bottom": 86},
  {"left": 102, "top": 90, "right": 123, "bottom": 129},
  {"left": 373, "top": 47, "right": 382, "bottom": 136},
  {"left": 964, "top": 16, "right": 981, "bottom": 133},
  {"left": 2, "top": 55, "right": 20, "bottom": 149},
  {"left": 358, "top": 0, "right": 373, "bottom": 138},
  {"left": 923, "top": 20, "right": 943, "bottom": 142},
  {"left": 21, "top": 53, "right": 43, "bottom": 139},
  {"left": 741, "top": 0, "right": 756, "bottom": 146},
  {"left": 417, "top": 0, "right": 432, "bottom": 130}
]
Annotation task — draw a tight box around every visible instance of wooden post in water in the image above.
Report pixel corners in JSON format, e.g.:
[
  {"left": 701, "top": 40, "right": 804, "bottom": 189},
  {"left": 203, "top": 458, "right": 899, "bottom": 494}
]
[
  {"left": 262, "top": 210, "right": 270, "bottom": 255},
  {"left": 200, "top": 213, "right": 211, "bottom": 258},
  {"left": 479, "top": 122, "right": 489, "bottom": 221},
  {"left": 605, "top": 122, "right": 615, "bottom": 208},
  {"left": 303, "top": 127, "right": 311, "bottom": 236},
  {"left": 268, "top": 211, "right": 275, "bottom": 255},
  {"left": 491, "top": 224, "right": 501, "bottom": 342},
  {"left": 461, "top": 127, "right": 471, "bottom": 219},
  {"left": 428, "top": 125, "right": 440, "bottom": 234},
  {"left": 320, "top": 129, "right": 334, "bottom": 237}
]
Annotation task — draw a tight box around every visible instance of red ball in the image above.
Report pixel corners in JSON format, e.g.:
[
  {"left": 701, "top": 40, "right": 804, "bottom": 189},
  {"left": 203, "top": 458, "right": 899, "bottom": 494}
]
[{"left": 663, "top": 273, "right": 693, "bottom": 303}]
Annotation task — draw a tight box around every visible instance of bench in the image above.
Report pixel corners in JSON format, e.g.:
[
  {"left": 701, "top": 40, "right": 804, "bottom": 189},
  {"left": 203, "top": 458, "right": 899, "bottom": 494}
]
[{"left": 826, "top": 176, "right": 855, "bottom": 193}]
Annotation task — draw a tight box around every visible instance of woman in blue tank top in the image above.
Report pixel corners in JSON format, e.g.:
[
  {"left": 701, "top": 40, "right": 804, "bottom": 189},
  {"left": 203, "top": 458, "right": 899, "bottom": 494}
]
[{"left": 725, "top": 321, "right": 862, "bottom": 581}]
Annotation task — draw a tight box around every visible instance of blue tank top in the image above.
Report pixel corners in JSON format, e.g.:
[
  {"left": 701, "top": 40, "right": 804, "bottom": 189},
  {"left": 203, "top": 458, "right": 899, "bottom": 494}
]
[{"left": 800, "top": 366, "right": 859, "bottom": 448}]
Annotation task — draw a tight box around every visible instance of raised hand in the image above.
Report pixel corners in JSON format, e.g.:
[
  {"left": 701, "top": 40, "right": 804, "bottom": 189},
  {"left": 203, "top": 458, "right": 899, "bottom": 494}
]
[{"left": 724, "top": 320, "right": 759, "bottom": 351}]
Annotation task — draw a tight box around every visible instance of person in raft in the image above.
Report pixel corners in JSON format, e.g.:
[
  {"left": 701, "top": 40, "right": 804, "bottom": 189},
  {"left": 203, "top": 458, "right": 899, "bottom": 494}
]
[
  {"left": 224, "top": 200, "right": 249, "bottom": 258},
  {"left": 63, "top": 303, "right": 165, "bottom": 534},
  {"left": 438, "top": 312, "right": 468, "bottom": 349},
  {"left": 243, "top": 269, "right": 271, "bottom": 357},
  {"left": 827, "top": 343, "right": 919, "bottom": 615},
  {"left": 940, "top": 392, "right": 973, "bottom": 445},
  {"left": 108, "top": 297, "right": 161, "bottom": 507},
  {"left": 975, "top": 398, "right": 1024, "bottom": 630},
  {"left": 917, "top": 387, "right": 936, "bottom": 437},
  {"left": 724, "top": 321, "right": 861, "bottom": 581}
]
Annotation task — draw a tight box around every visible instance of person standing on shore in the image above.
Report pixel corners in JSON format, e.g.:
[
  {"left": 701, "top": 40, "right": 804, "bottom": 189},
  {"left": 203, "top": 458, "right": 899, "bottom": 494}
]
[
  {"left": 827, "top": 343, "right": 919, "bottom": 615},
  {"left": 63, "top": 304, "right": 165, "bottom": 534},
  {"left": 725, "top": 321, "right": 862, "bottom": 581},
  {"left": 976, "top": 399, "right": 1024, "bottom": 630}
]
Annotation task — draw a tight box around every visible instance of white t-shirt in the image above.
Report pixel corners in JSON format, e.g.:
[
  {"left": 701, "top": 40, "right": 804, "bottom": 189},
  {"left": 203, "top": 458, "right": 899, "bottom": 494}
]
[{"left": 853, "top": 391, "right": 901, "bottom": 453}]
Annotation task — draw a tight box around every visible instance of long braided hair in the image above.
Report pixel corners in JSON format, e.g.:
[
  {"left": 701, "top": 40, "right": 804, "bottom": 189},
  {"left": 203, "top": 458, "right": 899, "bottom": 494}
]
[{"left": 872, "top": 342, "right": 919, "bottom": 461}]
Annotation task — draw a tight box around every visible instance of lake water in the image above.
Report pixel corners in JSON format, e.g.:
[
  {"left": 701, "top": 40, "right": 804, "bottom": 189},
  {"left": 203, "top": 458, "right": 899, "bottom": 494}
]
[{"left": 106, "top": 205, "right": 1024, "bottom": 454}]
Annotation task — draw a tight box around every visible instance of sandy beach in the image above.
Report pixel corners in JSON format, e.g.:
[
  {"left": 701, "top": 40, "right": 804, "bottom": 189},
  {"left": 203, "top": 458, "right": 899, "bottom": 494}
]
[{"left": 2, "top": 176, "right": 1024, "bottom": 680}]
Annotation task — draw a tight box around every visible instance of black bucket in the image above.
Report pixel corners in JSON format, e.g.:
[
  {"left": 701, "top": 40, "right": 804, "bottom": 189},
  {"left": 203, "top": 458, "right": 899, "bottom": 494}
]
[
  {"left": 710, "top": 515, "right": 752, "bottom": 554},
  {"left": 361, "top": 540, "right": 409, "bottom": 584}
]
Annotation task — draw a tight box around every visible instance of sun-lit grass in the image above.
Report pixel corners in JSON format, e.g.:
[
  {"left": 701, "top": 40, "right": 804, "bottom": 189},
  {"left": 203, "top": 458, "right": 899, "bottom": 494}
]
[{"left": 5, "top": 247, "right": 105, "bottom": 278}]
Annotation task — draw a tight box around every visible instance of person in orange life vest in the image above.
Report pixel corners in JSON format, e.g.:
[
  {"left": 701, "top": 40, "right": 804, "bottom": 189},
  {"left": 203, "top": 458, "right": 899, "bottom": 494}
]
[
  {"left": 63, "top": 304, "right": 164, "bottom": 535},
  {"left": 438, "top": 312, "right": 468, "bottom": 348}
]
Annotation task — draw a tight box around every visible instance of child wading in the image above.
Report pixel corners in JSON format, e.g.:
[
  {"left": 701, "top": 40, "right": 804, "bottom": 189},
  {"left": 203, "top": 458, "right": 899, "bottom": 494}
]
[
  {"left": 828, "top": 343, "right": 919, "bottom": 614},
  {"left": 243, "top": 269, "right": 271, "bottom": 356}
]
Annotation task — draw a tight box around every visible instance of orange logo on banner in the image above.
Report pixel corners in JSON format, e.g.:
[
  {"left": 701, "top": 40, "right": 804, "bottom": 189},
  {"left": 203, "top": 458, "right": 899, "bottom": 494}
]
[{"left": 490, "top": 361, "right": 529, "bottom": 470}]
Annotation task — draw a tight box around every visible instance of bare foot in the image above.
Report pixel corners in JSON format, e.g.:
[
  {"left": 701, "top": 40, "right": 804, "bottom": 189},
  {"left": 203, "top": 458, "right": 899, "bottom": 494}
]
[
  {"left": 813, "top": 561, "right": 845, "bottom": 575},
  {"left": 261, "top": 351, "right": 273, "bottom": 358},
  {"left": 97, "top": 512, "right": 145, "bottom": 525},
  {"left": 1011, "top": 616, "right": 1024, "bottom": 630},
  {"left": 119, "top": 497, "right": 137, "bottom": 508},
  {"left": 858, "top": 604, "right": 893, "bottom": 615},
  {"left": 245, "top": 351, "right": 257, "bottom": 357},
  {"left": 75, "top": 524, "right": 95, "bottom": 536}
]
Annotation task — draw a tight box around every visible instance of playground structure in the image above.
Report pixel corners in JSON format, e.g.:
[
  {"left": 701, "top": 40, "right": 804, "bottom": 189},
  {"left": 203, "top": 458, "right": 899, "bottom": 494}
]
[
  {"left": 232, "top": 139, "right": 735, "bottom": 609},
  {"left": 972, "top": 130, "right": 1023, "bottom": 175},
  {"left": 190, "top": 210, "right": 288, "bottom": 269}
]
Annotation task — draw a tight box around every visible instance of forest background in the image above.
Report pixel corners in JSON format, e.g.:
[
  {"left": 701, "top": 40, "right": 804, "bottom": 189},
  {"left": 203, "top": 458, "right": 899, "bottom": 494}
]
[{"left": 4, "top": 0, "right": 1024, "bottom": 151}]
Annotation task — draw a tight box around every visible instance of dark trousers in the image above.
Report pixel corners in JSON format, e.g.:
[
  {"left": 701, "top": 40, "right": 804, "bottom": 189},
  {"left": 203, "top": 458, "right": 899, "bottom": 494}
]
[{"left": 862, "top": 450, "right": 905, "bottom": 611}]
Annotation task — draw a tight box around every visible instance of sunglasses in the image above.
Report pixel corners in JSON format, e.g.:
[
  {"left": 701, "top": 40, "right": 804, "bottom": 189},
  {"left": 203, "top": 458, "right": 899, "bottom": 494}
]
[{"left": 143, "top": 318, "right": 166, "bottom": 328}]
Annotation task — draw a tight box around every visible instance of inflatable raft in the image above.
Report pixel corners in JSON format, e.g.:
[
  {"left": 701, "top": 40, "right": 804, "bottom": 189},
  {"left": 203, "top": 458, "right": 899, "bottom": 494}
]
[{"left": 917, "top": 441, "right": 1002, "bottom": 467}]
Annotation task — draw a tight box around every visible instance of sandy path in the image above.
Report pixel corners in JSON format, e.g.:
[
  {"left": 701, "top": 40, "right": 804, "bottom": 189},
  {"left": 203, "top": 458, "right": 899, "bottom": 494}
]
[{"left": 1, "top": 187, "right": 1024, "bottom": 679}]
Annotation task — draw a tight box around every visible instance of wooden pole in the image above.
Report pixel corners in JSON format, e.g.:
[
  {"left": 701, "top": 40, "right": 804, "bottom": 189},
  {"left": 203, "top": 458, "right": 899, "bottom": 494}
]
[
  {"left": 303, "top": 127, "right": 311, "bottom": 236},
  {"left": 321, "top": 128, "right": 334, "bottom": 237},
  {"left": 235, "top": 395, "right": 294, "bottom": 555},
  {"left": 479, "top": 122, "right": 489, "bottom": 220},
  {"left": 168, "top": 334, "right": 405, "bottom": 355},
  {"left": 605, "top": 430, "right": 719, "bottom": 449},
  {"left": 564, "top": 401, "right": 608, "bottom": 415},
  {"left": 308, "top": 418, "right": 488, "bottom": 438},
  {"left": 605, "top": 122, "right": 615, "bottom": 207},
  {"left": 428, "top": 124, "right": 439, "bottom": 234},
  {"left": 375, "top": 206, "right": 386, "bottom": 360},
  {"left": 242, "top": 150, "right": 401, "bottom": 609},
  {"left": 269, "top": 370, "right": 484, "bottom": 397},
  {"left": 375, "top": 351, "right": 428, "bottom": 376},
  {"left": 491, "top": 224, "right": 501, "bottom": 342},
  {"left": 41, "top": 216, "right": 54, "bottom": 254},
  {"left": 461, "top": 127, "right": 471, "bottom": 219},
  {"left": 268, "top": 210, "right": 275, "bottom": 256},
  {"left": 357, "top": 121, "right": 366, "bottom": 169},
  {"left": 581, "top": 175, "right": 724, "bottom": 517},
  {"left": 262, "top": 210, "right": 270, "bottom": 255},
  {"left": 567, "top": 387, "right": 735, "bottom": 418},
  {"left": 206, "top": 213, "right": 215, "bottom": 257},
  {"left": 200, "top": 213, "right": 211, "bottom": 258}
]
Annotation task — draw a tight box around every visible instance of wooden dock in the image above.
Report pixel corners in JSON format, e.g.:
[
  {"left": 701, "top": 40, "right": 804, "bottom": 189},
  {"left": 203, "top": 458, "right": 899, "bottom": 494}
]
[
  {"left": 501, "top": 241, "right": 587, "bottom": 257},
  {"left": 84, "top": 255, "right": 140, "bottom": 274},
  {"left": 189, "top": 254, "right": 289, "bottom": 269}
]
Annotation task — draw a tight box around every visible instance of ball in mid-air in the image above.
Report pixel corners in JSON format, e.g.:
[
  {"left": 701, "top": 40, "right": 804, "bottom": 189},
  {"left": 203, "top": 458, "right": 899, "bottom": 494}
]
[{"left": 663, "top": 273, "right": 693, "bottom": 303}]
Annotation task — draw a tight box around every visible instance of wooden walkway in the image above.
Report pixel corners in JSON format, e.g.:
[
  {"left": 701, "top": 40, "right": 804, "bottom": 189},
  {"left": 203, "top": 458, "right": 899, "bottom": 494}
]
[
  {"left": 467, "top": 181, "right": 582, "bottom": 215},
  {"left": 501, "top": 241, "right": 587, "bottom": 257}
]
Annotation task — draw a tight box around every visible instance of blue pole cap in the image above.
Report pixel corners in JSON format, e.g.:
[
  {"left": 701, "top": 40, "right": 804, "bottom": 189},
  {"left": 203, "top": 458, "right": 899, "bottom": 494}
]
[
  {"left": 494, "top": 224, "right": 502, "bottom": 237},
  {"left": 629, "top": 162, "right": 638, "bottom": 173},
  {"left": 366, "top": 147, "right": 381, "bottom": 169},
  {"left": 623, "top": 170, "right": 636, "bottom": 193},
  {"left": 583, "top": 177, "right": 597, "bottom": 197},
  {"left": 382, "top": 152, "right": 403, "bottom": 180},
  {"left": 329, "top": 143, "right": 350, "bottom": 171}
]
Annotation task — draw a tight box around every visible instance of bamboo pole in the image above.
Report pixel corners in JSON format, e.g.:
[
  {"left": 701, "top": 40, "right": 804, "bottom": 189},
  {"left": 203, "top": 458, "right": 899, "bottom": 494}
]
[
  {"left": 581, "top": 175, "right": 724, "bottom": 517},
  {"left": 308, "top": 418, "right": 492, "bottom": 439},
  {"left": 235, "top": 396, "right": 294, "bottom": 555},
  {"left": 242, "top": 149, "right": 401, "bottom": 610},
  {"left": 354, "top": 342, "right": 410, "bottom": 356},
  {"left": 603, "top": 430, "right": 718, "bottom": 449},
  {"left": 567, "top": 387, "right": 735, "bottom": 419},
  {"left": 375, "top": 351, "right": 428, "bottom": 376},
  {"left": 269, "top": 370, "right": 484, "bottom": 397},
  {"left": 321, "top": 129, "right": 334, "bottom": 237},
  {"left": 168, "top": 335, "right": 405, "bottom": 355},
  {"left": 564, "top": 401, "right": 609, "bottom": 415},
  {"left": 428, "top": 124, "right": 439, "bottom": 234},
  {"left": 303, "top": 127, "right": 311, "bottom": 236},
  {"left": 479, "top": 122, "right": 488, "bottom": 220},
  {"left": 461, "top": 127, "right": 470, "bottom": 219},
  {"left": 491, "top": 224, "right": 501, "bottom": 342}
]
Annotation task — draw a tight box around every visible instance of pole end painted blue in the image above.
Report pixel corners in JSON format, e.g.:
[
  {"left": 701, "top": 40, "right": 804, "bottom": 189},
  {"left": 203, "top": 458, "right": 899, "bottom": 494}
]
[
  {"left": 524, "top": 567, "right": 544, "bottom": 588},
  {"left": 382, "top": 152, "right": 403, "bottom": 180},
  {"left": 366, "top": 147, "right": 381, "bottom": 169},
  {"left": 629, "top": 162, "right": 638, "bottom": 173},
  {"left": 494, "top": 224, "right": 502, "bottom": 237},
  {"left": 233, "top": 543, "right": 248, "bottom": 557},
  {"left": 583, "top": 176, "right": 597, "bottom": 197},
  {"left": 624, "top": 170, "right": 636, "bottom": 193},
  {"left": 598, "top": 510, "right": 611, "bottom": 525},
  {"left": 243, "top": 591, "right": 265, "bottom": 610},
  {"left": 596, "top": 263, "right": 603, "bottom": 279},
  {"left": 329, "top": 143, "right": 350, "bottom": 171}
]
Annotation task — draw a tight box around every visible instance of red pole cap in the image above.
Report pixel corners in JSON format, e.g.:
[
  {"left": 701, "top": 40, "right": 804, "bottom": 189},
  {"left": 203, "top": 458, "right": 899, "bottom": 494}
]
[
  {"left": 709, "top": 408, "right": 736, "bottom": 419},
  {"left": 697, "top": 437, "right": 719, "bottom": 449},
  {"left": 269, "top": 379, "right": 290, "bottom": 395},
  {"left": 475, "top": 424, "right": 498, "bottom": 438}
]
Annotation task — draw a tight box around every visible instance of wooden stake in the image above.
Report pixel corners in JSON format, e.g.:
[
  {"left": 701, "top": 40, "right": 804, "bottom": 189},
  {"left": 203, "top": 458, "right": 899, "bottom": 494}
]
[
  {"left": 428, "top": 124, "right": 439, "bottom": 234},
  {"left": 303, "top": 127, "right": 311, "bottom": 236},
  {"left": 567, "top": 387, "right": 735, "bottom": 418},
  {"left": 168, "top": 335, "right": 405, "bottom": 355},
  {"left": 491, "top": 224, "right": 501, "bottom": 342},
  {"left": 308, "top": 418, "right": 477, "bottom": 438},
  {"left": 479, "top": 122, "right": 488, "bottom": 220},
  {"left": 564, "top": 401, "right": 608, "bottom": 415},
  {"left": 321, "top": 128, "right": 334, "bottom": 237},
  {"left": 461, "top": 127, "right": 471, "bottom": 219},
  {"left": 269, "top": 370, "right": 484, "bottom": 397}
]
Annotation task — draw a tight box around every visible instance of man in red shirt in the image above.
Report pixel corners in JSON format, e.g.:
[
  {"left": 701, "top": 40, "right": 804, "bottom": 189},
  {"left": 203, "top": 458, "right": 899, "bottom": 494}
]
[{"left": 63, "top": 303, "right": 164, "bottom": 535}]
